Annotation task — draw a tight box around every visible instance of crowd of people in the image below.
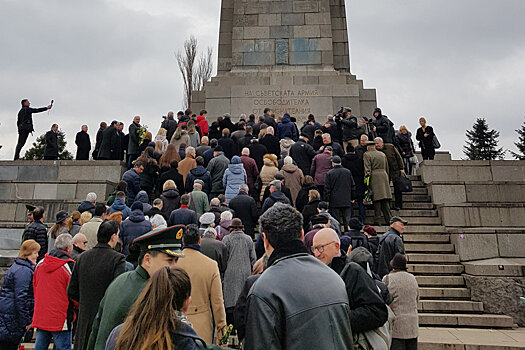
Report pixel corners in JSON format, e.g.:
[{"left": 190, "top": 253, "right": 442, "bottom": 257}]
[{"left": 1, "top": 104, "right": 434, "bottom": 349}]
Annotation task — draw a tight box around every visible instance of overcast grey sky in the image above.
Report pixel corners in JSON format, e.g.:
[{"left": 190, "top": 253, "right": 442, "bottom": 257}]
[{"left": 1, "top": 0, "right": 524, "bottom": 160}]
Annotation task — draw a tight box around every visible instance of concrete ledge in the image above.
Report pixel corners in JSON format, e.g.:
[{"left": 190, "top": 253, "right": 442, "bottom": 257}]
[
  {"left": 449, "top": 228, "right": 525, "bottom": 261},
  {"left": 438, "top": 204, "right": 525, "bottom": 227},
  {"left": 419, "top": 327, "right": 525, "bottom": 350},
  {"left": 464, "top": 258, "right": 525, "bottom": 277}
]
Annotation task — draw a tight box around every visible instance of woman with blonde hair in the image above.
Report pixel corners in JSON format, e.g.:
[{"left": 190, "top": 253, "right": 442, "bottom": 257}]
[
  {"left": 259, "top": 154, "right": 278, "bottom": 201},
  {"left": 154, "top": 140, "right": 164, "bottom": 157},
  {"left": 0, "top": 239, "right": 41, "bottom": 349},
  {"left": 154, "top": 128, "right": 169, "bottom": 153},
  {"left": 106, "top": 266, "right": 206, "bottom": 350},
  {"left": 79, "top": 211, "right": 92, "bottom": 225},
  {"left": 416, "top": 117, "right": 436, "bottom": 160},
  {"left": 69, "top": 211, "right": 82, "bottom": 235}
]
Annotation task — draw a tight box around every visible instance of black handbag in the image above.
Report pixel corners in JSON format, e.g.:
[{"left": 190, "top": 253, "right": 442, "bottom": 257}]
[{"left": 395, "top": 175, "right": 412, "bottom": 193}]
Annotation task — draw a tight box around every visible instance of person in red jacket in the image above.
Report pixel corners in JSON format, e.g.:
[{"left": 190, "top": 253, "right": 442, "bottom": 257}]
[
  {"left": 196, "top": 110, "right": 209, "bottom": 136},
  {"left": 33, "top": 233, "right": 77, "bottom": 350}
]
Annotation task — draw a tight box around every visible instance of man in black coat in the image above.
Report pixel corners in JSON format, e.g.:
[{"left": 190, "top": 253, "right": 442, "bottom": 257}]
[
  {"left": 75, "top": 125, "right": 91, "bottom": 160},
  {"left": 15, "top": 99, "right": 52, "bottom": 160},
  {"left": 247, "top": 139, "right": 268, "bottom": 171},
  {"left": 21, "top": 206, "right": 48, "bottom": 261},
  {"left": 342, "top": 145, "right": 366, "bottom": 223},
  {"left": 261, "top": 180, "right": 290, "bottom": 214},
  {"left": 92, "top": 122, "right": 107, "bottom": 160},
  {"left": 218, "top": 129, "right": 235, "bottom": 159},
  {"left": 98, "top": 121, "right": 118, "bottom": 160},
  {"left": 127, "top": 116, "right": 141, "bottom": 167},
  {"left": 68, "top": 221, "right": 126, "bottom": 350},
  {"left": 289, "top": 134, "right": 316, "bottom": 176},
  {"left": 259, "top": 126, "right": 281, "bottom": 158},
  {"left": 43, "top": 124, "right": 59, "bottom": 160},
  {"left": 161, "top": 111, "right": 177, "bottom": 141},
  {"left": 111, "top": 123, "right": 124, "bottom": 160},
  {"left": 324, "top": 156, "right": 356, "bottom": 231},
  {"left": 228, "top": 185, "right": 258, "bottom": 238}
]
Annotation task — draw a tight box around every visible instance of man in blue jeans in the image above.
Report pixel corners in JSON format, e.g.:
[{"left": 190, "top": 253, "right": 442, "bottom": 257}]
[{"left": 32, "top": 233, "right": 76, "bottom": 350}]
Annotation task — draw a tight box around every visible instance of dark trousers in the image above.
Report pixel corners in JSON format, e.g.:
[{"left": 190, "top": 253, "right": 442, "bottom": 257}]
[
  {"left": 374, "top": 199, "right": 391, "bottom": 225},
  {"left": 317, "top": 185, "right": 324, "bottom": 199},
  {"left": 14, "top": 130, "right": 30, "bottom": 160},
  {"left": 403, "top": 157, "right": 413, "bottom": 175},
  {"left": 421, "top": 148, "right": 435, "bottom": 160},
  {"left": 127, "top": 154, "right": 138, "bottom": 168},
  {"left": 357, "top": 200, "right": 366, "bottom": 224},
  {"left": 43, "top": 155, "right": 58, "bottom": 160},
  {"left": 391, "top": 338, "right": 418, "bottom": 350},
  {"left": 393, "top": 180, "right": 403, "bottom": 209},
  {"left": 330, "top": 207, "right": 352, "bottom": 231},
  {"left": 0, "top": 340, "right": 19, "bottom": 350}
]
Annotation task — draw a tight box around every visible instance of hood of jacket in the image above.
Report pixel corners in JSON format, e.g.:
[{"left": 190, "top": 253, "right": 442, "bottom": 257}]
[
  {"left": 263, "top": 154, "right": 278, "bottom": 167},
  {"left": 281, "top": 113, "right": 291, "bottom": 123},
  {"left": 190, "top": 165, "right": 208, "bottom": 177},
  {"left": 397, "top": 132, "right": 412, "bottom": 142},
  {"left": 374, "top": 108, "right": 382, "bottom": 118},
  {"left": 111, "top": 198, "right": 128, "bottom": 211},
  {"left": 196, "top": 115, "right": 206, "bottom": 123},
  {"left": 162, "top": 188, "right": 180, "bottom": 198},
  {"left": 135, "top": 191, "right": 149, "bottom": 204},
  {"left": 39, "top": 250, "right": 74, "bottom": 273},
  {"left": 129, "top": 209, "right": 146, "bottom": 222},
  {"left": 78, "top": 201, "right": 95, "bottom": 212},
  {"left": 228, "top": 162, "right": 244, "bottom": 175},
  {"left": 281, "top": 163, "right": 298, "bottom": 173},
  {"left": 280, "top": 138, "right": 294, "bottom": 148},
  {"left": 269, "top": 190, "right": 288, "bottom": 202}
]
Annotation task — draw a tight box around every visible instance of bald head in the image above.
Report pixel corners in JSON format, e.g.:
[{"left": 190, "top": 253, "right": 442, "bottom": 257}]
[
  {"left": 312, "top": 228, "right": 340, "bottom": 265},
  {"left": 72, "top": 233, "right": 88, "bottom": 251}
]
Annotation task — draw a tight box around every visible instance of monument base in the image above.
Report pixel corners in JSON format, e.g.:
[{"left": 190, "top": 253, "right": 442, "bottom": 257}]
[{"left": 192, "top": 67, "right": 376, "bottom": 121}]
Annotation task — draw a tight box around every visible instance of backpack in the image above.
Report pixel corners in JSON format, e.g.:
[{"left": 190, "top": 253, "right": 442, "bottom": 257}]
[{"left": 352, "top": 307, "right": 396, "bottom": 350}]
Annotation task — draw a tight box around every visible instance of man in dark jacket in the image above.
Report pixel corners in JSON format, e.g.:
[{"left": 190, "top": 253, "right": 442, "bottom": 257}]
[
  {"left": 261, "top": 180, "right": 290, "bottom": 214},
  {"left": 372, "top": 108, "right": 395, "bottom": 144},
  {"left": 185, "top": 156, "right": 211, "bottom": 195},
  {"left": 247, "top": 139, "right": 268, "bottom": 171},
  {"left": 206, "top": 146, "right": 230, "bottom": 198},
  {"left": 202, "top": 138, "right": 217, "bottom": 166},
  {"left": 14, "top": 99, "right": 52, "bottom": 160},
  {"left": 200, "top": 225, "right": 228, "bottom": 281},
  {"left": 218, "top": 129, "right": 235, "bottom": 159},
  {"left": 127, "top": 116, "right": 141, "bottom": 168},
  {"left": 245, "top": 204, "right": 353, "bottom": 349},
  {"left": 277, "top": 113, "right": 297, "bottom": 140},
  {"left": 320, "top": 133, "right": 344, "bottom": 157},
  {"left": 44, "top": 124, "right": 59, "bottom": 160},
  {"left": 259, "top": 126, "right": 281, "bottom": 158},
  {"left": 97, "top": 120, "right": 118, "bottom": 160},
  {"left": 120, "top": 202, "right": 152, "bottom": 256},
  {"left": 92, "top": 122, "right": 107, "bottom": 160},
  {"left": 339, "top": 108, "right": 362, "bottom": 153},
  {"left": 313, "top": 228, "right": 388, "bottom": 333},
  {"left": 289, "top": 134, "right": 316, "bottom": 176},
  {"left": 122, "top": 161, "right": 144, "bottom": 205},
  {"left": 342, "top": 145, "right": 366, "bottom": 223},
  {"left": 75, "top": 125, "right": 91, "bottom": 160},
  {"left": 169, "top": 194, "right": 198, "bottom": 226},
  {"left": 68, "top": 221, "right": 126, "bottom": 350},
  {"left": 377, "top": 216, "right": 407, "bottom": 278},
  {"left": 262, "top": 108, "right": 277, "bottom": 129},
  {"left": 229, "top": 185, "right": 258, "bottom": 238},
  {"left": 78, "top": 192, "right": 97, "bottom": 215},
  {"left": 324, "top": 156, "right": 356, "bottom": 231},
  {"left": 161, "top": 112, "right": 177, "bottom": 141},
  {"left": 22, "top": 206, "right": 47, "bottom": 260},
  {"left": 240, "top": 148, "right": 259, "bottom": 196}
]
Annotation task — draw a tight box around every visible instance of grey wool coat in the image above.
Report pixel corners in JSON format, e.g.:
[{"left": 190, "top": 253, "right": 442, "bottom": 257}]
[
  {"left": 222, "top": 230, "right": 256, "bottom": 308},
  {"left": 364, "top": 148, "right": 392, "bottom": 201},
  {"left": 382, "top": 271, "right": 419, "bottom": 339}
]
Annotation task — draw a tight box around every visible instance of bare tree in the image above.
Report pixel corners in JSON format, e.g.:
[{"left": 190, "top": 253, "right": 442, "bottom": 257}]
[
  {"left": 176, "top": 36, "right": 198, "bottom": 109},
  {"left": 194, "top": 47, "right": 214, "bottom": 91}
]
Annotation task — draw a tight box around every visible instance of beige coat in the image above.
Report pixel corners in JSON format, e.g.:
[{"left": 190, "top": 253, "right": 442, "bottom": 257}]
[
  {"left": 170, "top": 130, "right": 191, "bottom": 152},
  {"left": 259, "top": 154, "right": 278, "bottom": 201},
  {"left": 383, "top": 271, "right": 419, "bottom": 339},
  {"left": 364, "top": 148, "right": 391, "bottom": 201},
  {"left": 178, "top": 155, "right": 197, "bottom": 185},
  {"left": 177, "top": 248, "right": 227, "bottom": 344},
  {"left": 279, "top": 163, "right": 304, "bottom": 206},
  {"left": 79, "top": 217, "right": 103, "bottom": 250}
]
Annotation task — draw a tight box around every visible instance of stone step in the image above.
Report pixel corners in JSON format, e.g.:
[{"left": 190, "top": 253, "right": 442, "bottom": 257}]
[
  {"left": 402, "top": 234, "right": 450, "bottom": 243},
  {"left": 418, "top": 300, "right": 484, "bottom": 313},
  {"left": 407, "top": 254, "right": 461, "bottom": 264},
  {"left": 408, "top": 264, "right": 464, "bottom": 275},
  {"left": 401, "top": 194, "right": 432, "bottom": 202},
  {"left": 366, "top": 216, "right": 442, "bottom": 226},
  {"left": 401, "top": 202, "right": 434, "bottom": 210},
  {"left": 405, "top": 243, "right": 455, "bottom": 253},
  {"left": 375, "top": 225, "right": 446, "bottom": 234},
  {"left": 364, "top": 209, "right": 438, "bottom": 217},
  {"left": 389, "top": 187, "right": 428, "bottom": 195},
  {"left": 416, "top": 275, "right": 465, "bottom": 287},
  {"left": 419, "top": 313, "right": 514, "bottom": 328},
  {"left": 419, "top": 287, "right": 471, "bottom": 299},
  {"left": 407, "top": 175, "right": 421, "bottom": 181}
]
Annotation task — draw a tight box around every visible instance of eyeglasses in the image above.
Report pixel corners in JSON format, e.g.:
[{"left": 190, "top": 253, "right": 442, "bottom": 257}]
[
  {"left": 311, "top": 241, "right": 337, "bottom": 254},
  {"left": 82, "top": 241, "right": 88, "bottom": 245}
]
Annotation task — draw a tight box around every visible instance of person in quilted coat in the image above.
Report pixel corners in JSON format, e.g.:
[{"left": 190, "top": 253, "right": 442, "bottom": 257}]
[{"left": 0, "top": 240, "right": 40, "bottom": 349}]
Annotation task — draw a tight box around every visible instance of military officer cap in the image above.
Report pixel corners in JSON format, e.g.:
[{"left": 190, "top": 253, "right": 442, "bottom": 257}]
[{"left": 132, "top": 225, "right": 185, "bottom": 258}]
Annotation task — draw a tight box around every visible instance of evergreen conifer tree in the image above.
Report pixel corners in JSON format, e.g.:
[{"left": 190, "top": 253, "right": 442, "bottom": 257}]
[
  {"left": 510, "top": 119, "right": 525, "bottom": 160},
  {"left": 463, "top": 118, "right": 505, "bottom": 160},
  {"left": 24, "top": 129, "right": 74, "bottom": 160}
]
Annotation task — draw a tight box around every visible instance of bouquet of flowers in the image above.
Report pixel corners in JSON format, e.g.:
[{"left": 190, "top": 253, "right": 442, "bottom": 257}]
[
  {"left": 363, "top": 177, "right": 373, "bottom": 206},
  {"left": 137, "top": 125, "right": 148, "bottom": 144}
]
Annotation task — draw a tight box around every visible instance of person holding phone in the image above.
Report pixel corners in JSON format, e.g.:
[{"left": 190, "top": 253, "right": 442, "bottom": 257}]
[{"left": 15, "top": 99, "right": 52, "bottom": 160}]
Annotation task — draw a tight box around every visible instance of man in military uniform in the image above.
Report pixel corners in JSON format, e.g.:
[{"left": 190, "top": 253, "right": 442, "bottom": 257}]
[{"left": 86, "top": 225, "right": 185, "bottom": 350}]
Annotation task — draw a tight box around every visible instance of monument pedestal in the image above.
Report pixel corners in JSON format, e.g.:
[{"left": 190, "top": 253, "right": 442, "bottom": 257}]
[{"left": 192, "top": 0, "right": 377, "bottom": 121}]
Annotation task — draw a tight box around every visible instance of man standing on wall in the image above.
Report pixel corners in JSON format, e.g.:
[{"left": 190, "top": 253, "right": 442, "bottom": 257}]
[{"left": 15, "top": 99, "right": 52, "bottom": 160}]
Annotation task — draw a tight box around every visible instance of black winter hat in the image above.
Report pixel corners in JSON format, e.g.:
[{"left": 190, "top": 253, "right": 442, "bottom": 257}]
[
  {"left": 391, "top": 253, "right": 407, "bottom": 271},
  {"left": 348, "top": 218, "right": 363, "bottom": 230}
]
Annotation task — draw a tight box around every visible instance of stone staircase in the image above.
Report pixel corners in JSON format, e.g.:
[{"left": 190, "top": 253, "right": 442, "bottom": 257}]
[{"left": 375, "top": 175, "right": 514, "bottom": 328}]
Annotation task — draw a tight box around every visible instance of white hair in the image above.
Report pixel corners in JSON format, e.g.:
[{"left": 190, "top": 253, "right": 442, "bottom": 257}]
[
  {"left": 242, "top": 147, "right": 250, "bottom": 156},
  {"left": 284, "top": 156, "right": 293, "bottom": 165},
  {"left": 374, "top": 137, "right": 384, "bottom": 143},
  {"left": 210, "top": 198, "right": 220, "bottom": 206},
  {"left": 220, "top": 210, "right": 233, "bottom": 221},
  {"left": 86, "top": 192, "right": 97, "bottom": 202},
  {"left": 55, "top": 233, "right": 73, "bottom": 250},
  {"left": 72, "top": 233, "right": 86, "bottom": 245},
  {"left": 186, "top": 146, "right": 196, "bottom": 155},
  {"left": 267, "top": 126, "right": 274, "bottom": 134},
  {"left": 239, "top": 184, "right": 249, "bottom": 192},
  {"left": 360, "top": 134, "right": 369, "bottom": 140},
  {"left": 322, "top": 133, "right": 331, "bottom": 140},
  {"left": 150, "top": 214, "right": 167, "bottom": 229}
]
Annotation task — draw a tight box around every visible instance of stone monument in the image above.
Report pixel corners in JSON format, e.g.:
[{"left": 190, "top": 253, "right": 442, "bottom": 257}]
[{"left": 191, "top": 0, "right": 377, "bottom": 121}]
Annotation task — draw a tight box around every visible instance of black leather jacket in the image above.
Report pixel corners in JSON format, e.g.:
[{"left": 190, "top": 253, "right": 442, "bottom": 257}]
[{"left": 245, "top": 241, "right": 354, "bottom": 349}]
